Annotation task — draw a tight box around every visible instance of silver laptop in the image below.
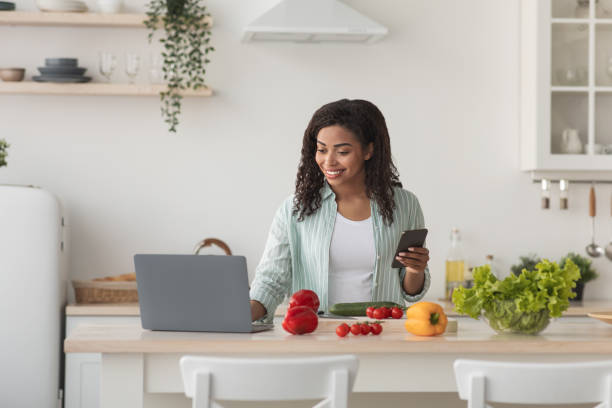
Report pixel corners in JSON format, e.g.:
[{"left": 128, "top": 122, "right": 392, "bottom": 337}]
[{"left": 134, "top": 254, "right": 273, "bottom": 333}]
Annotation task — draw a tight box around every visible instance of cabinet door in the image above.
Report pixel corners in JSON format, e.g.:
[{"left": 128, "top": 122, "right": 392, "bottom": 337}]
[
  {"left": 65, "top": 316, "right": 141, "bottom": 408},
  {"left": 521, "top": 0, "right": 612, "bottom": 176}
]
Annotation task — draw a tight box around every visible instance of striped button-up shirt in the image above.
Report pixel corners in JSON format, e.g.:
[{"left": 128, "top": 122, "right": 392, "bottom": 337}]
[{"left": 249, "top": 183, "right": 430, "bottom": 321}]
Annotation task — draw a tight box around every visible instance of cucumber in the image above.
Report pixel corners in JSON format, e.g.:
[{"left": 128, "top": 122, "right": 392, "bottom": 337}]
[{"left": 329, "top": 301, "right": 403, "bottom": 316}]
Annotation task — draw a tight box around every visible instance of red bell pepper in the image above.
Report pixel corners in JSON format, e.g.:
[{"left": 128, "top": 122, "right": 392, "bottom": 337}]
[
  {"left": 282, "top": 305, "right": 318, "bottom": 335},
  {"left": 288, "top": 289, "right": 320, "bottom": 313}
]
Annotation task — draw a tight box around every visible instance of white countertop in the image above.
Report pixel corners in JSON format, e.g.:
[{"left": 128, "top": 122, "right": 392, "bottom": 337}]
[
  {"left": 65, "top": 299, "right": 612, "bottom": 317},
  {"left": 64, "top": 317, "right": 612, "bottom": 354}
]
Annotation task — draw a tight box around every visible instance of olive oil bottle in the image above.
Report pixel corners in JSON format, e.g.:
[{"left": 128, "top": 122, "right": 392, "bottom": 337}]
[{"left": 445, "top": 228, "right": 465, "bottom": 300}]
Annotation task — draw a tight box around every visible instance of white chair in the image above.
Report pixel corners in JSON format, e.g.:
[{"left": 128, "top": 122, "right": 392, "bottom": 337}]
[
  {"left": 454, "top": 359, "right": 612, "bottom": 408},
  {"left": 180, "top": 354, "right": 359, "bottom": 408}
]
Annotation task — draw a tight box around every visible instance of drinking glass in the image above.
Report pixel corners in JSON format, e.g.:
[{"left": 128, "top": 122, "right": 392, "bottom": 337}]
[
  {"left": 148, "top": 52, "right": 164, "bottom": 84},
  {"left": 125, "top": 53, "right": 140, "bottom": 84},
  {"left": 98, "top": 52, "right": 116, "bottom": 82}
]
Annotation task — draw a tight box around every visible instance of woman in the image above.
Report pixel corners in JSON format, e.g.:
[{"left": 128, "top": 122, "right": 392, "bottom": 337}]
[{"left": 249, "top": 99, "right": 430, "bottom": 321}]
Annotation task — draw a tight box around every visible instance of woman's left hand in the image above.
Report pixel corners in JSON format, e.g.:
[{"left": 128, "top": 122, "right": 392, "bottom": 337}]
[{"left": 395, "top": 247, "right": 430, "bottom": 274}]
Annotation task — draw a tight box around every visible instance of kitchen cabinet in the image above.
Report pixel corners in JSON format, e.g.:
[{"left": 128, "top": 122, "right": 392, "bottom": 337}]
[
  {"left": 63, "top": 301, "right": 610, "bottom": 408},
  {"left": 64, "top": 317, "right": 612, "bottom": 408},
  {"left": 64, "top": 306, "right": 140, "bottom": 408},
  {"left": 0, "top": 11, "right": 213, "bottom": 97},
  {"left": 520, "top": 0, "right": 612, "bottom": 180}
]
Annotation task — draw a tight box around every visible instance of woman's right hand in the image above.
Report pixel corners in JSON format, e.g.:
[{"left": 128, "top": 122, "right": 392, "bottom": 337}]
[{"left": 250, "top": 300, "right": 266, "bottom": 321}]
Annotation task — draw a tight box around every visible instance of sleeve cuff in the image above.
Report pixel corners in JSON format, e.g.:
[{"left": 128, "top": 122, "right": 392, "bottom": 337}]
[
  {"left": 249, "top": 285, "right": 283, "bottom": 323},
  {"left": 399, "top": 266, "right": 431, "bottom": 303}
]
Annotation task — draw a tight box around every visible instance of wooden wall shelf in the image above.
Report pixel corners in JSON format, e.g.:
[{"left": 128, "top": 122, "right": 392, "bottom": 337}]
[
  {"left": 0, "top": 11, "right": 212, "bottom": 28},
  {"left": 0, "top": 82, "right": 213, "bottom": 96}
]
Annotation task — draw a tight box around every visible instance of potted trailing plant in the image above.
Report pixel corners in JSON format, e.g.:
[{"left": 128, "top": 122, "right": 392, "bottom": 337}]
[
  {"left": 0, "top": 139, "right": 9, "bottom": 168},
  {"left": 559, "top": 252, "right": 598, "bottom": 301},
  {"left": 144, "top": 0, "right": 214, "bottom": 133},
  {"left": 510, "top": 253, "right": 541, "bottom": 276}
]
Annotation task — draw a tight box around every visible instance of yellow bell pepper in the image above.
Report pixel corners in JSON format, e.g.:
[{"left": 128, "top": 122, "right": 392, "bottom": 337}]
[{"left": 404, "top": 301, "right": 448, "bottom": 336}]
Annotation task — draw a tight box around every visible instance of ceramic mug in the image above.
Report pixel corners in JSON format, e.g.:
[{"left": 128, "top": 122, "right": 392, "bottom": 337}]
[{"left": 586, "top": 143, "right": 604, "bottom": 154}]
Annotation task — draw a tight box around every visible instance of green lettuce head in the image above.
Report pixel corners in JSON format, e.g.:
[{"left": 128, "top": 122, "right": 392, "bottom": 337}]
[{"left": 452, "top": 259, "right": 580, "bottom": 333}]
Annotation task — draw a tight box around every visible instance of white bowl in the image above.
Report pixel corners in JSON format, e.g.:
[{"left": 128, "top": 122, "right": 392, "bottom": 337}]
[{"left": 97, "top": 0, "right": 121, "bottom": 12}]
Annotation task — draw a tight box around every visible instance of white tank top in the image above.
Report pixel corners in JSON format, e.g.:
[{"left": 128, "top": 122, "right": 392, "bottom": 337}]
[{"left": 328, "top": 212, "right": 376, "bottom": 307}]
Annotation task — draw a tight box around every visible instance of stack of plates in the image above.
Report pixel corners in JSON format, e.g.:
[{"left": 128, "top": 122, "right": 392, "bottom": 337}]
[
  {"left": 33, "top": 58, "right": 91, "bottom": 83},
  {"left": 0, "top": 1, "right": 15, "bottom": 10},
  {"left": 35, "top": 0, "right": 87, "bottom": 12}
]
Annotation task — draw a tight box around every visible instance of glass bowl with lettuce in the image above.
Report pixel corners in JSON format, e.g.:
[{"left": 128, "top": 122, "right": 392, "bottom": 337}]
[{"left": 452, "top": 259, "right": 580, "bottom": 335}]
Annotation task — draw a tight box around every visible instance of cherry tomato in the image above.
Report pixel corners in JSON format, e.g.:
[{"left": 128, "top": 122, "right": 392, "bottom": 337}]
[
  {"left": 366, "top": 306, "right": 375, "bottom": 318},
  {"left": 370, "top": 323, "right": 383, "bottom": 335},
  {"left": 380, "top": 307, "right": 391, "bottom": 318},
  {"left": 350, "top": 323, "right": 361, "bottom": 335},
  {"left": 391, "top": 307, "right": 403, "bottom": 319},
  {"left": 373, "top": 308, "right": 386, "bottom": 320},
  {"left": 360, "top": 323, "right": 371, "bottom": 335},
  {"left": 336, "top": 324, "right": 349, "bottom": 337}
]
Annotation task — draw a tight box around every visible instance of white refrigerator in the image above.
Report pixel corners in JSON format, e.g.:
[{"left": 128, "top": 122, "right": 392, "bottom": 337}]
[{"left": 0, "top": 185, "right": 67, "bottom": 408}]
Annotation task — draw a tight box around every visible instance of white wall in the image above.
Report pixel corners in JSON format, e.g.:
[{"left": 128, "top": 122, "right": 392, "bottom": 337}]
[{"left": 1, "top": 0, "right": 610, "bottom": 301}]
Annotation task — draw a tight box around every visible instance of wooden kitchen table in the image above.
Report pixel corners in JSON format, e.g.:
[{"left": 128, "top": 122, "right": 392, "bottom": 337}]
[{"left": 64, "top": 316, "right": 612, "bottom": 408}]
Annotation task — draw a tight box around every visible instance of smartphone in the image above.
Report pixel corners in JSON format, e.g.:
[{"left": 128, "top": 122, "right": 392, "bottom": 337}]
[{"left": 391, "top": 228, "right": 428, "bottom": 268}]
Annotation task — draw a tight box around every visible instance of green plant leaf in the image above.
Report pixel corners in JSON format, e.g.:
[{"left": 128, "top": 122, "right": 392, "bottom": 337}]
[
  {"left": 145, "top": 0, "right": 214, "bottom": 133},
  {"left": 453, "top": 259, "right": 580, "bottom": 327}
]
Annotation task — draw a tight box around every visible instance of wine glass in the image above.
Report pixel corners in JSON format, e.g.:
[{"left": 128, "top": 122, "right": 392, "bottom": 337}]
[
  {"left": 125, "top": 53, "right": 140, "bottom": 84},
  {"left": 98, "top": 52, "right": 116, "bottom": 82},
  {"left": 148, "top": 52, "right": 164, "bottom": 84}
]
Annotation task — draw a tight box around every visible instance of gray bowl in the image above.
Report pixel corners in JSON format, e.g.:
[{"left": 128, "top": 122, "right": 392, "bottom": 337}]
[
  {"left": 38, "top": 66, "right": 86, "bottom": 76},
  {"left": 45, "top": 58, "right": 78, "bottom": 67},
  {"left": 33, "top": 75, "right": 91, "bottom": 83}
]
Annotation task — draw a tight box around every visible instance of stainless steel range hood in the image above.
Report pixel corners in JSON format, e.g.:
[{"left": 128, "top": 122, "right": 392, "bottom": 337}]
[{"left": 242, "top": 0, "right": 388, "bottom": 44}]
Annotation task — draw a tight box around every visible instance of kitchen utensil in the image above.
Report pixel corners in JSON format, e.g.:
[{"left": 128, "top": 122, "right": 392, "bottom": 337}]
[
  {"left": 98, "top": 52, "right": 116, "bottom": 82},
  {"left": 586, "top": 143, "right": 604, "bottom": 154},
  {"left": 541, "top": 179, "right": 550, "bottom": 209},
  {"left": 97, "top": 0, "right": 122, "bottom": 13},
  {"left": 0, "top": 68, "right": 25, "bottom": 82},
  {"left": 36, "top": 0, "right": 87, "bottom": 12},
  {"left": 38, "top": 66, "right": 86, "bottom": 76},
  {"left": 148, "top": 52, "right": 164, "bottom": 84},
  {"left": 560, "top": 179, "right": 569, "bottom": 209},
  {"left": 45, "top": 57, "right": 78, "bottom": 67},
  {"left": 317, "top": 312, "right": 355, "bottom": 320},
  {"left": 32, "top": 75, "right": 91, "bottom": 83},
  {"left": 586, "top": 185, "right": 604, "bottom": 257},
  {"left": 605, "top": 193, "right": 612, "bottom": 260},
  {"left": 125, "top": 53, "right": 140, "bottom": 84},
  {"left": 587, "top": 311, "right": 612, "bottom": 324}
]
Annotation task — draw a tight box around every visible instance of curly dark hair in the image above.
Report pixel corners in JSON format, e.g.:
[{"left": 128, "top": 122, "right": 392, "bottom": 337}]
[{"left": 293, "top": 99, "right": 402, "bottom": 225}]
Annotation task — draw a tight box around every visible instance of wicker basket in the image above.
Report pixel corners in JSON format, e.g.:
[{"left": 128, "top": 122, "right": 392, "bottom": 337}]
[{"left": 72, "top": 280, "right": 138, "bottom": 304}]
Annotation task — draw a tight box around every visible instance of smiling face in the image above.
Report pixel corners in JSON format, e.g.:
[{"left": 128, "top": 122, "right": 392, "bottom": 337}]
[{"left": 315, "top": 125, "right": 373, "bottom": 189}]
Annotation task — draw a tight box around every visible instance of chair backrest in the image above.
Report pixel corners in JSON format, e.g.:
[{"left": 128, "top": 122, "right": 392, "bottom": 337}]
[
  {"left": 180, "top": 355, "right": 359, "bottom": 408},
  {"left": 454, "top": 359, "right": 612, "bottom": 408}
]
